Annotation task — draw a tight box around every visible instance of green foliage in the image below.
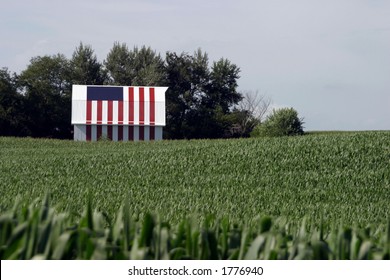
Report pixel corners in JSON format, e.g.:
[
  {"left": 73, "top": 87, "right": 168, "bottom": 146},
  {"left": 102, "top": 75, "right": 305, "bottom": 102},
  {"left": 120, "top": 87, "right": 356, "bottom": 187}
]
[
  {"left": 104, "top": 42, "right": 133, "bottom": 85},
  {"left": 19, "top": 54, "right": 72, "bottom": 138},
  {"left": 164, "top": 51, "right": 196, "bottom": 139},
  {"left": 251, "top": 107, "right": 304, "bottom": 137},
  {"left": 209, "top": 58, "right": 241, "bottom": 113},
  {"left": 164, "top": 49, "right": 242, "bottom": 139},
  {"left": 228, "top": 109, "right": 260, "bottom": 138},
  {"left": 129, "top": 46, "right": 165, "bottom": 86},
  {"left": 70, "top": 42, "right": 106, "bottom": 85},
  {"left": 104, "top": 43, "right": 165, "bottom": 86},
  {"left": 0, "top": 68, "right": 29, "bottom": 136},
  {"left": 0, "top": 198, "right": 388, "bottom": 260}
]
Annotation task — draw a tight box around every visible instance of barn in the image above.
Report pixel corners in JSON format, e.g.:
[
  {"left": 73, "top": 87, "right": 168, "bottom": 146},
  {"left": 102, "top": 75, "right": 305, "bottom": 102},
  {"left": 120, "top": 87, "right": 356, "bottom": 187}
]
[{"left": 71, "top": 85, "right": 167, "bottom": 141}]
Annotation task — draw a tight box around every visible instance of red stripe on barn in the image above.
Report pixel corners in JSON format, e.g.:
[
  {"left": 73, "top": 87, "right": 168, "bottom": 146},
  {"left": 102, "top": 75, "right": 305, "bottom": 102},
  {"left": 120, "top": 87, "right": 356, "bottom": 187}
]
[
  {"left": 128, "top": 126, "right": 134, "bottom": 141},
  {"left": 139, "top": 126, "right": 144, "bottom": 141},
  {"left": 107, "top": 101, "right": 113, "bottom": 124},
  {"left": 118, "top": 125, "right": 123, "bottom": 141},
  {"left": 97, "top": 125, "right": 102, "bottom": 140},
  {"left": 118, "top": 101, "right": 123, "bottom": 124},
  {"left": 86, "top": 101, "right": 92, "bottom": 124},
  {"left": 86, "top": 125, "right": 91, "bottom": 141},
  {"left": 150, "top": 126, "right": 155, "bottom": 141},
  {"left": 107, "top": 126, "right": 113, "bottom": 140},
  {"left": 97, "top": 101, "right": 102, "bottom": 124},
  {"left": 129, "top": 87, "right": 134, "bottom": 124},
  {"left": 150, "top": 87, "right": 155, "bottom": 125},
  {"left": 139, "top": 87, "right": 144, "bottom": 124}
]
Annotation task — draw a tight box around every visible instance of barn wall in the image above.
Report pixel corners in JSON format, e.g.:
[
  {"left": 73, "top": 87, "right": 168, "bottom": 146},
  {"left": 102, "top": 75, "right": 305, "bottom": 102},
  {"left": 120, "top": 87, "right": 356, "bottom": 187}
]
[
  {"left": 73, "top": 125, "right": 163, "bottom": 142},
  {"left": 74, "top": 125, "right": 86, "bottom": 141},
  {"left": 72, "top": 85, "right": 166, "bottom": 142},
  {"left": 71, "top": 85, "right": 167, "bottom": 126}
]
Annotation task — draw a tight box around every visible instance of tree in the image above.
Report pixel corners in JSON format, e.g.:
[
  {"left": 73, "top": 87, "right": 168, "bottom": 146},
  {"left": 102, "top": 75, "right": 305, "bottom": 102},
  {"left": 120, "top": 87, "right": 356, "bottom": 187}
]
[
  {"left": 105, "top": 43, "right": 165, "bottom": 86},
  {"left": 19, "top": 54, "right": 72, "bottom": 138},
  {"left": 104, "top": 42, "right": 133, "bottom": 85},
  {"left": 70, "top": 42, "right": 106, "bottom": 85},
  {"left": 129, "top": 46, "right": 165, "bottom": 86},
  {"left": 164, "top": 50, "right": 243, "bottom": 139},
  {"left": 251, "top": 107, "right": 304, "bottom": 137},
  {"left": 164, "top": 51, "right": 195, "bottom": 139},
  {"left": 207, "top": 58, "right": 241, "bottom": 113},
  {"left": 195, "top": 58, "right": 241, "bottom": 138},
  {"left": 178, "top": 49, "right": 216, "bottom": 139},
  {"left": 232, "top": 90, "right": 272, "bottom": 137},
  {"left": 0, "top": 68, "right": 29, "bottom": 136}
]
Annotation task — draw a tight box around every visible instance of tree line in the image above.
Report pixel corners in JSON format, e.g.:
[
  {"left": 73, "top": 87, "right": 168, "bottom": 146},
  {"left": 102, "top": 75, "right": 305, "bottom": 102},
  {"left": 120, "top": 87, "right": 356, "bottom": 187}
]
[{"left": 0, "top": 42, "right": 266, "bottom": 139}]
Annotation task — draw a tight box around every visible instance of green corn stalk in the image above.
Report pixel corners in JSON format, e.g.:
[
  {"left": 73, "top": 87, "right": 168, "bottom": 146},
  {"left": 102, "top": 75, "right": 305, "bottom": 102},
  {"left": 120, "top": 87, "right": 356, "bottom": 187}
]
[
  {"left": 0, "top": 195, "right": 389, "bottom": 260},
  {"left": 244, "top": 235, "right": 266, "bottom": 259}
]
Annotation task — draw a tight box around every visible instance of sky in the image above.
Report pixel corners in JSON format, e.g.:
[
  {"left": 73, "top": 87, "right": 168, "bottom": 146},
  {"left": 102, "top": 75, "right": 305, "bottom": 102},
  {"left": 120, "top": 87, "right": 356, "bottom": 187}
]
[{"left": 1, "top": 0, "right": 389, "bottom": 130}]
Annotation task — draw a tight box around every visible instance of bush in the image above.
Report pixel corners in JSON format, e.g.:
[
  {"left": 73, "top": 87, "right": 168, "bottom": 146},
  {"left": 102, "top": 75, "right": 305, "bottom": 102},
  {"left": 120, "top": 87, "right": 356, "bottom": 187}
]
[{"left": 251, "top": 107, "right": 304, "bottom": 137}]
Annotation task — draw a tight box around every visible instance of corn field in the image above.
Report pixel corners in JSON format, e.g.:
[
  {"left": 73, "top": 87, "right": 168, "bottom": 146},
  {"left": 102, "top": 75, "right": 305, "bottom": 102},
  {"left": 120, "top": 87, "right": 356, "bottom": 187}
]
[
  {"left": 0, "top": 131, "right": 389, "bottom": 259},
  {"left": 1, "top": 196, "right": 389, "bottom": 260}
]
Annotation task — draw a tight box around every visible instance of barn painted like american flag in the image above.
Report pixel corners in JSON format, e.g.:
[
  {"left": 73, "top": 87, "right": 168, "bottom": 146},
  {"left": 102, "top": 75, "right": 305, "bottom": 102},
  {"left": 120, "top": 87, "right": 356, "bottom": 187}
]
[{"left": 71, "top": 85, "right": 167, "bottom": 141}]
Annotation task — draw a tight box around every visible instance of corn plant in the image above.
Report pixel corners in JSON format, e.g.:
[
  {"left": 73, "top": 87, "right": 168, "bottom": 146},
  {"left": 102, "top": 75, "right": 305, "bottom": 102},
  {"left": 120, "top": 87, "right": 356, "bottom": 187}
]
[{"left": 1, "top": 197, "right": 389, "bottom": 260}]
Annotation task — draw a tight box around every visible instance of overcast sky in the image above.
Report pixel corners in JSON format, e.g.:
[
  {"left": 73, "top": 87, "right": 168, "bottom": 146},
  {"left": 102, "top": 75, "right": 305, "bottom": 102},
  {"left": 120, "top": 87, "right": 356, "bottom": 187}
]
[{"left": 1, "top": 0, "right": 389, "bottom": 130}]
